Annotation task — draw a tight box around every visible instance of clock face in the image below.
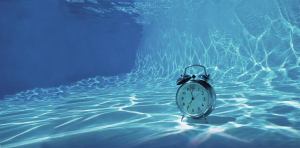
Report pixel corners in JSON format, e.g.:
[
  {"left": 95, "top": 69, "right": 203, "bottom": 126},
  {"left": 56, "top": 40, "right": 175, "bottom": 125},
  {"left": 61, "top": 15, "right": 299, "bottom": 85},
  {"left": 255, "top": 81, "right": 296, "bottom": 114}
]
[{"left": 176, "top": 82, "right": 210, "bottom": 117}]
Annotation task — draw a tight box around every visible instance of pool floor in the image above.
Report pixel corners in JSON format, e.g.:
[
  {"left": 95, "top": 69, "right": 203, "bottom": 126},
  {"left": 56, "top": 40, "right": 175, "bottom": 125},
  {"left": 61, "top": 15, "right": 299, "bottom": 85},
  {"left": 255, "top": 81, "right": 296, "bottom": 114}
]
[{"left": 0, "top": 78, "right": 299, "bottom": 148}]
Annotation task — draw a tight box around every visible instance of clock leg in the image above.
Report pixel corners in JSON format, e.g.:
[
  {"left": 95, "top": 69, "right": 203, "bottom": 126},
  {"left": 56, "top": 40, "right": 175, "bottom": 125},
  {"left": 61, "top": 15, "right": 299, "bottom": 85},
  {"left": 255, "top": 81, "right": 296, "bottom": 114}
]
[{"left": 181, "top": 115, "right": 185, "bottom": 122}]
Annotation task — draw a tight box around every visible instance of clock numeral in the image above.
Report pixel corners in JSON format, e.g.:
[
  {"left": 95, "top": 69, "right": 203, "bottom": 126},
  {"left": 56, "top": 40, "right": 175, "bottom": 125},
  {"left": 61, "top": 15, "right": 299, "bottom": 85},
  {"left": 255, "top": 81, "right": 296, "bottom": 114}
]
[
  {"left": 181, "top": 97, "right": 184, "bottom": 100},
  {"left": 182, "top": 103, "right": 185, "bottom": 106},
  {"left": 203, "top": 97, "right": 205, "bottom": 101},
  {"left": 202, "top": 104, "right": 204, "bottom": 107},
  {"left": 192, "top": 109, "right": 194, "bottom": 112},
  {"left": 182, "top": 92, "right": 186, "bottom": 95},
  {"left": 190, "top": 85, "right": 195, "bottom": 90}
]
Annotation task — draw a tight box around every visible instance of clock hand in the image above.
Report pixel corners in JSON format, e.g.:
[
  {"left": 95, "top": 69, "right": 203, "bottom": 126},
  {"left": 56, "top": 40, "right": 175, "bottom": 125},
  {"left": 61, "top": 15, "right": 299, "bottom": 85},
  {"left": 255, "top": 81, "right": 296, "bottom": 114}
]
[
  {"left": 187, "top": 96, "right": 194, "bottom": 111},
  {"left": 190, "top": 88, "right": 194, "bottom": 97},
  {"left": 187, "top": 88, "right": 195, "bottom": 111}
]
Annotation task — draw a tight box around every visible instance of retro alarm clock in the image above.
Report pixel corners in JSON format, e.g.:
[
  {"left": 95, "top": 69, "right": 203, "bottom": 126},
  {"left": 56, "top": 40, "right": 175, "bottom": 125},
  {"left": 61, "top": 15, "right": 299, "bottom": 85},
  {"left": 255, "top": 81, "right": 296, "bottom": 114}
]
[{"left": 176, "top": 64, "right": 216, "bottom": 120}]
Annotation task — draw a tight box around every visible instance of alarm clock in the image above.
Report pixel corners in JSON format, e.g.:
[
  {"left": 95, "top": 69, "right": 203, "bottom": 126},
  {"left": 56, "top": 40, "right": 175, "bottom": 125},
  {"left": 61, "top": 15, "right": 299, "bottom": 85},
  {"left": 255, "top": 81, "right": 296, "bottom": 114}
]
[{"left": 176, "top": 64, "right": 216, "bottom": 119}]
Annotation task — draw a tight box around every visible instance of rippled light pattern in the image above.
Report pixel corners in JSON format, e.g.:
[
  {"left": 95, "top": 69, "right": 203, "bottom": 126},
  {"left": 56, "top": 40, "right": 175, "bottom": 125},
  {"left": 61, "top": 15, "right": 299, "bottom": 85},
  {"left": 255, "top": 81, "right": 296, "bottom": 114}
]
[{"left": 1, "top": 0, "right": 300, "bottom": 148}]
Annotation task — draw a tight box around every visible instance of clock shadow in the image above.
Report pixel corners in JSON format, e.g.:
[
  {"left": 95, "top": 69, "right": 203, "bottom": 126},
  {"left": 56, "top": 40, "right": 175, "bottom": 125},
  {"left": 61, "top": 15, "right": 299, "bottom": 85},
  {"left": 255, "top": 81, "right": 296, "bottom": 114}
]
[{"left": 186, "top": 116, "right": 236, "bottom": 125}]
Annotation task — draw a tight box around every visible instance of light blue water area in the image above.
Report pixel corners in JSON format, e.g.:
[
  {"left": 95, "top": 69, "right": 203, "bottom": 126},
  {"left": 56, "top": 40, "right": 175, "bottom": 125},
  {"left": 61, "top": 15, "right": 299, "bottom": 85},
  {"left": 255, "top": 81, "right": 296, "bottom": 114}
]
[{"left": 1, "top": 0, "right": 300, "bottom": 148}]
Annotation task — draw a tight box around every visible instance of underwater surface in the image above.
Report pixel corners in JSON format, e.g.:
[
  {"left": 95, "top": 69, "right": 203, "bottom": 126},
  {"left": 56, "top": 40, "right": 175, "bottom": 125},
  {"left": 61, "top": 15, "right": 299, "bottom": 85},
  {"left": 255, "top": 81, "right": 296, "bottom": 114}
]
[{"left": 1, "top": 0, "right": 300, "bottom": 148}]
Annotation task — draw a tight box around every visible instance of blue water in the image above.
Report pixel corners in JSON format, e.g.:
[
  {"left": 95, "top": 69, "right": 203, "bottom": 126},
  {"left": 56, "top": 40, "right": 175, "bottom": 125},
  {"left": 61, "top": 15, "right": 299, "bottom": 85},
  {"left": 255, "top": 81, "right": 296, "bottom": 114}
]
[
  {"left": 1, "top": 0, "right": 300, "bottom": 148},
  {"left": 0, "top": 0, "right": 141, "bottom": 97}
]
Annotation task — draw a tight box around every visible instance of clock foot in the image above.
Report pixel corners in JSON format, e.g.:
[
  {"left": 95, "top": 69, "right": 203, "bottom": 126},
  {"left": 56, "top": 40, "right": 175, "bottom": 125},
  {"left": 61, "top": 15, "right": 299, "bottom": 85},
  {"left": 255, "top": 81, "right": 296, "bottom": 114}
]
[{"left": 181, "top": 115, "right": 185, "bottom": 122}]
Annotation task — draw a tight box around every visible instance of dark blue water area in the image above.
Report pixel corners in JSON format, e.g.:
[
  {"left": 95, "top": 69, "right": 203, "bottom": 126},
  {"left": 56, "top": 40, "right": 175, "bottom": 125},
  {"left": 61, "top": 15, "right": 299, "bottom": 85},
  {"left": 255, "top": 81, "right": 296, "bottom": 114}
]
[{"left": 0, "top": 0, "right": 142, "bottom": 98}]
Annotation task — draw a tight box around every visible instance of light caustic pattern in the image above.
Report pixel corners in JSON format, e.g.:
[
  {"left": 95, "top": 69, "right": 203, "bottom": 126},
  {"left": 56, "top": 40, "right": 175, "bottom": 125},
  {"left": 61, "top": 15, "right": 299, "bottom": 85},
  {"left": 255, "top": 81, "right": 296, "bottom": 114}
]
[{"left": 1, "top": 0, "right": 300, "bottom": 148}]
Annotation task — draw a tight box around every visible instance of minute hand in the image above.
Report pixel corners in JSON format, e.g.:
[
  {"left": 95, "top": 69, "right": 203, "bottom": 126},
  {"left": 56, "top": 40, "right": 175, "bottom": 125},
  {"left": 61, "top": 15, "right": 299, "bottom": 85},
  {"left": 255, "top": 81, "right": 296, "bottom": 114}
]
[{"left": 187, "top": 90, "right": 194, "bottom": 110}]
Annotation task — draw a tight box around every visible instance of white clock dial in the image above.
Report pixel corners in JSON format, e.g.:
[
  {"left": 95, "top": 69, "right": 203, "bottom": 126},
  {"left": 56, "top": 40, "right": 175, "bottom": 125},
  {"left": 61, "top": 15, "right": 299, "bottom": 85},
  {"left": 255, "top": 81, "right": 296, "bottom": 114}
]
[{"left": 176, "top": 82, "right": 210, "bottom": 117}]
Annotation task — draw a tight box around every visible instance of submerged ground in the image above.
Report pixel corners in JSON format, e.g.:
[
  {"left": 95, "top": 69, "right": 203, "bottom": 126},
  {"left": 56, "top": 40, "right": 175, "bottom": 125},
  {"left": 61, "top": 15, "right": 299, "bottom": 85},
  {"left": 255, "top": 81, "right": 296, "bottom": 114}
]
[
  {"left": 1, "top": 0, "right": 300, "bottom": 148},
  {"left": 0, "top": 78, "right": 300, "bottom": 148}
]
